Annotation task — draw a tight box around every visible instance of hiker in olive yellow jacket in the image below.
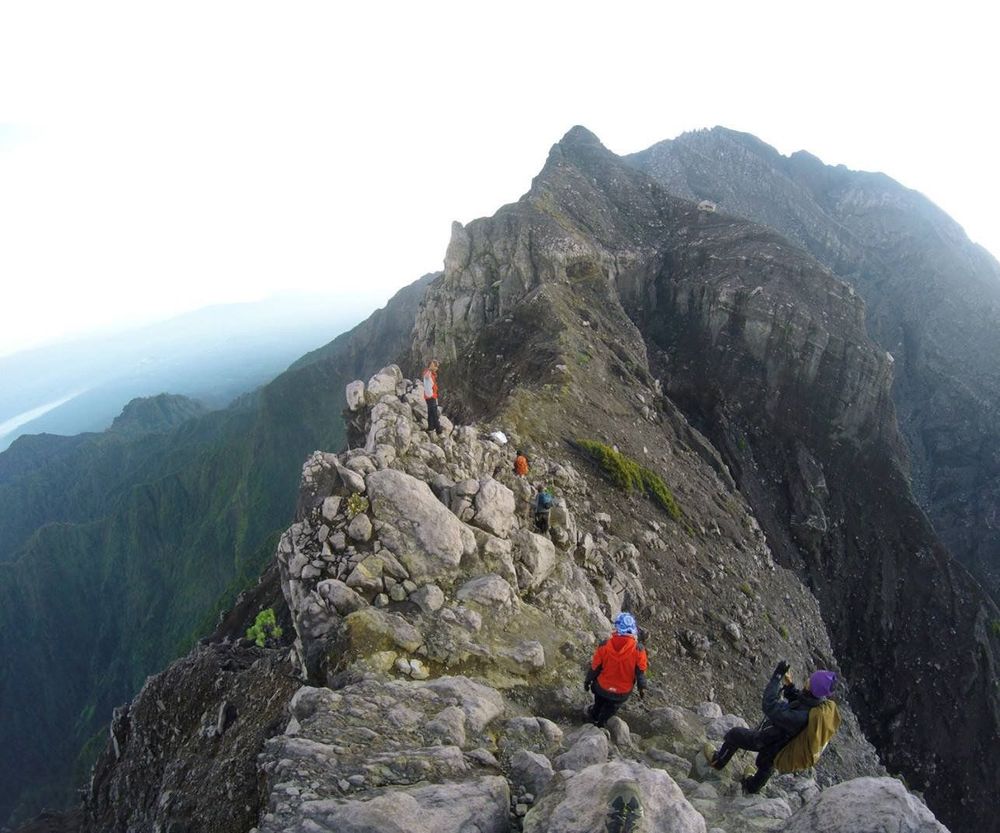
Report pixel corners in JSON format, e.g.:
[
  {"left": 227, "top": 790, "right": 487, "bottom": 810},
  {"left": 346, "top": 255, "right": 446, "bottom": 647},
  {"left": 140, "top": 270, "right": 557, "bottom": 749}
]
[
  {"left": 584, "top": 612, "right": 648, "bottom": 728},
  {"left": 707, "top": 661, "right": 840, "bottom": 794}
]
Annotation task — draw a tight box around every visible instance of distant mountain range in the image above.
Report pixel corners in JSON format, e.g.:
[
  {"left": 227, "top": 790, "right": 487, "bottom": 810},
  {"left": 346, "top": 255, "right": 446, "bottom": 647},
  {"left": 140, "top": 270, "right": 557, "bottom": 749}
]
[{"left": 0, "top": 294, "right": 372, "bottom": 450}]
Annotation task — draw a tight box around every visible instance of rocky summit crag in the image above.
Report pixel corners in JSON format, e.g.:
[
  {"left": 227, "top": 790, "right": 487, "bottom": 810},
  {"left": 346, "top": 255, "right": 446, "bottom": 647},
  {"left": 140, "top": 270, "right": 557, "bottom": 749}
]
[{"left": 13, "top": 126, "right": 999, "bottom": 833}]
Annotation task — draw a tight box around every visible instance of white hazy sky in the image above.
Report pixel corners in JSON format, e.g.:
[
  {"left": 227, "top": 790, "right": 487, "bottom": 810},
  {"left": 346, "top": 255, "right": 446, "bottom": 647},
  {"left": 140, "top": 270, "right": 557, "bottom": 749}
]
[{"left": 1, "top": 1, "right": 997, "bottom": 358}]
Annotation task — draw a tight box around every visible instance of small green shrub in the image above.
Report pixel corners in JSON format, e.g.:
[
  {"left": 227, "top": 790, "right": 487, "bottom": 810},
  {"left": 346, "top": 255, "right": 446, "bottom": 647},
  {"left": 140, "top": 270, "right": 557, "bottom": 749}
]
[
  {"left": 779, "top": 624, "right": 789, "bottom": 639},
  {"left": 991, "top": 619, "right": 1000, "bottom": 637},
  {"left": 246, "top": 608, "right": 283, "bottom": 647},
  {"left": 346, "top": 492, "right": 369, "bottom": 519},
  {"left": 576, "top": 439, "right": 682, "bottom": 521},
  {"left": 740, "top": 582, "right": 753, "bottom": 597}
]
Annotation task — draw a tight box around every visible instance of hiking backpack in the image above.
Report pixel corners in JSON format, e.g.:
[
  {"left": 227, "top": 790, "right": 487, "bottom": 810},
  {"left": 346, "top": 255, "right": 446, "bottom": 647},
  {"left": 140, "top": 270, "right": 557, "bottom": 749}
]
[{"left": 773, "top": 699, "right": 841, "bottom": 773}]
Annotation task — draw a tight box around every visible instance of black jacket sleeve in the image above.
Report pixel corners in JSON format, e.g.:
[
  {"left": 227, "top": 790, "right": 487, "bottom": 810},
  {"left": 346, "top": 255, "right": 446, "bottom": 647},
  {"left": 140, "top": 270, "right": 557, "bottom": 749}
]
[{"left": 762, "top": 675, "right": 809, "bottom": 735}]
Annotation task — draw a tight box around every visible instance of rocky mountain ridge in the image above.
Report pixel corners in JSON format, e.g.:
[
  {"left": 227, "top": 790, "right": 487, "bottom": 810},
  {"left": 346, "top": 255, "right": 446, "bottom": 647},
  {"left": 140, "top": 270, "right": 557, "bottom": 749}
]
[
  {"left": 70, "top": 367, "right": 940, "bottom": 833},
  {"left": 407, "top": 126, "right": 998, "bottom": 830},
  {"left": 9, "top": 126, "right": 999, "bottom": 833}
]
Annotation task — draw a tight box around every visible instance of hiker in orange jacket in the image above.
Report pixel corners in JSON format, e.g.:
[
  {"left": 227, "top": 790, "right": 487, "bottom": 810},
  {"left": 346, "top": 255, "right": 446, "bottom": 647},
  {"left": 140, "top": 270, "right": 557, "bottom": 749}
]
[
  {"left": 584, "top": 612, "right": 648, "bottom": 727},
  {"left": 422, "top": 359, "right": 442, "bottom": 436},
  {"left": 514, "top": 451, "right": 529, "bottom": 477}
]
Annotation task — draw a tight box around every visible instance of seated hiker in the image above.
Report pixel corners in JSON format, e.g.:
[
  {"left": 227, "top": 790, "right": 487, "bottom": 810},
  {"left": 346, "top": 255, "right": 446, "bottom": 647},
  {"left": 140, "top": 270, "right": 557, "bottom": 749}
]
[
  {"left": 706, "top": 661, "right": 840, "bottom": 794},
  {"left": 514, "top": 450, "right": 529, "bottom": 477},
  {"left": 584, "top": 612, "right": 648, "bottom": 727},
  {"left": 533, "top": 484, "right": 553, "bottom": 532}
]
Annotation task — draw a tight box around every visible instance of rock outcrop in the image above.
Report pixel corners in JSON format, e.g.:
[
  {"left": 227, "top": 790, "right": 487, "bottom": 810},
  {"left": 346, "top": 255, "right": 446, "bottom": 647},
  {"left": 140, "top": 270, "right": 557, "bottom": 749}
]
[{"left": 236, "top": 368, "right": 928, "bottom": 833}]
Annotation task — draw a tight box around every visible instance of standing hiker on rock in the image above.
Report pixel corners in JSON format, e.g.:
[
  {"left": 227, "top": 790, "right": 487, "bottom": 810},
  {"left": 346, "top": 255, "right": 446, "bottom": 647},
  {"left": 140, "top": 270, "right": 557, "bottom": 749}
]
[
  {"left": 706, "top": 661, "right": 840, "bottom": 794},
  {"left": 422, "top": 359, "right": 442, "bottom": 436},
  {"left": 584, "top": 612, "right": 648, "bottom": 727},
  {"left": 533, "top": 484, "right": 553, "bottom": 533}
]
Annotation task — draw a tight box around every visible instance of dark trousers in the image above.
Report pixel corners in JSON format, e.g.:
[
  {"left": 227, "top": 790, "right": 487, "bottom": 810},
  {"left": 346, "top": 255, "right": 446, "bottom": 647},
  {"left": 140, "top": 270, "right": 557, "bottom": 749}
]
[
  {"left": 426, "top": 398, "right": 441, "bottom": 434},
  {"left": 714, "top": 725, "right": 786, "bottom": 793},
  {"left": 590, "top": 691, "right": 628, "bottom": 727}
]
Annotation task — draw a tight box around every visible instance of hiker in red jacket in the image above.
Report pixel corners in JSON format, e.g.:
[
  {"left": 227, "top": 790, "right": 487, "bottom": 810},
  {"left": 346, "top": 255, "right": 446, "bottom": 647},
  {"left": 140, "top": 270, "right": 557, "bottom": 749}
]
[
  {"left": 422, "top": 359, "right": 442, "bottom": 436},
  {"left": 584, "top": 612, "right": 648, "bottom": 727}
]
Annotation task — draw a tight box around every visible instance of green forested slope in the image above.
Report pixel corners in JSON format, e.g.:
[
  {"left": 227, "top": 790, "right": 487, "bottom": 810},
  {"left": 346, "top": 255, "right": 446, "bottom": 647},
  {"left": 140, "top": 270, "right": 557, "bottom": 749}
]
[{"left": 0, "top": 275, "right": 432, "bottom": 826}]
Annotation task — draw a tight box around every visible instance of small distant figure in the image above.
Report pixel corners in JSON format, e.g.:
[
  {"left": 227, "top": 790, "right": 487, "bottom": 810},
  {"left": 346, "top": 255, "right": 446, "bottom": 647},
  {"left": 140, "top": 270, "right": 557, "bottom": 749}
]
[
  {"left": 422, "top": 359, "right": 442, "bottom": 436},
  {"left": 533, "top": 484, "right": 553, "bottom": 533},
  {"left": 514, "top": 451, "right": 529, "bottom": 477},
  {"left": 706, "top": 661, "right": 840, "bottom": 794},
  {"left": 584, "top": 612, "right": 648, "bottom": 727}
]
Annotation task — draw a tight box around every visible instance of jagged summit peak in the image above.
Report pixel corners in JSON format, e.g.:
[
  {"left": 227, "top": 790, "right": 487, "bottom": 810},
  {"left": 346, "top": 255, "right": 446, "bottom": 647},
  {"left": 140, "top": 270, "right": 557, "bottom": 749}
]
[{"left": 557, "top": 124, "right": 604, "bottom": 148}]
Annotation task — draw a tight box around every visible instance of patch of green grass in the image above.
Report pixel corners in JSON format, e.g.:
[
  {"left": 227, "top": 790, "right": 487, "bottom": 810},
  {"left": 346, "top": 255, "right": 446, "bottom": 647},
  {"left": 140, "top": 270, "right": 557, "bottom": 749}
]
[
  {"left": 346, "top": 492, "right": 369, "bottom": 519},
  {"left": 576, "top": 439, "right": 682, "bottom": 521},
  {"left": 740, "top": 582, "right": 753, "bottom": 597},
  {"left": 779, "top": 624, "right": 789, "bottom": 640},
  {"left": 991, "top": 619, "right": 1000, "bottom": 638},
  {"left": 246, "top": 608, "right": 283, "bottom": 647}
]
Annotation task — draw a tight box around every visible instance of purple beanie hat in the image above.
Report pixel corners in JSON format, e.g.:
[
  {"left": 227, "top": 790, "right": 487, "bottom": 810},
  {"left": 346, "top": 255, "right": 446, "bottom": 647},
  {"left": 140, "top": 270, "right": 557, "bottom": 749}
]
[{"left": 809, "top": 670, "right": 837, "bottom": 698}]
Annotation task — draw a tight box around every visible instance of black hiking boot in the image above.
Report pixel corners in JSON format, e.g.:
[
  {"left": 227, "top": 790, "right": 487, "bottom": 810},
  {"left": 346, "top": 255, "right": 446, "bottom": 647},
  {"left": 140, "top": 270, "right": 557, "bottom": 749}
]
[{"left": 606, "top": 783, "right": 643, "bottom": 833}]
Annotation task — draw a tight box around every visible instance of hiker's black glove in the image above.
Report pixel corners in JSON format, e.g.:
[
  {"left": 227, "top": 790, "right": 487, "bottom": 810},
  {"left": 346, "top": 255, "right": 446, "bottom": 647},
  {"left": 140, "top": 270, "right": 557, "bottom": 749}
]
[
  {"left": 584, "top": 679, "right": 591, "bottom": 693},
  {"left": 773, "top": 660, "right": 790, "bottom": 679},
  {"left": 638, "top": 687, "right": 646, "bottom": 700}
]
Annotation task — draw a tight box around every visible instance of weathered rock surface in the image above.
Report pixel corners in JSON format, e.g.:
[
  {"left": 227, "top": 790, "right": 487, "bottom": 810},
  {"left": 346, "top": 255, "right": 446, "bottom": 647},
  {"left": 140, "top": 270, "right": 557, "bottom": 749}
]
[
  {"left": 367, "top": 468, "right": 467, "bottom": 583},
  {"left": 783, "top": 777, "right": 949, "bottom": 833},
  {"left": 524, "top": 760, "right": 706, "bottom": 833}
]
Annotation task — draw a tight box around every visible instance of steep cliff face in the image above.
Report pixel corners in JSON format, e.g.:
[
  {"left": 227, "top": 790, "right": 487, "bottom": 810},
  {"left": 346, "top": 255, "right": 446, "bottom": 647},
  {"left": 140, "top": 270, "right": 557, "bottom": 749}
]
[
  {"left": 410, "top": 126, "right": 999, "bottom": 831},
  {"left": 627, "top": 128, "right": 1000, "bottom": 603}
]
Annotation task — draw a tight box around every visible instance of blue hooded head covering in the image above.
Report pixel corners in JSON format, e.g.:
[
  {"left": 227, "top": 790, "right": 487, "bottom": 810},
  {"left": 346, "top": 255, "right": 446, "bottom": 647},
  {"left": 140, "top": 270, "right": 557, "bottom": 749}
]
[{"left": 613, "top": 611, "right": 638, "bottom": 637}]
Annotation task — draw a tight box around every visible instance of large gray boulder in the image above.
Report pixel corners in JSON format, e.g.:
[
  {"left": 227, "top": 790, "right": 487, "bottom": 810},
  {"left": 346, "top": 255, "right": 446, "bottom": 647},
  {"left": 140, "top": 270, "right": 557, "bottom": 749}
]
[
  {"left": 783, "top": 777, "right": 950, "bottom": 833},
  {"left": 456, "top": 574, "right": 516, "bottom": 607},
  {"left": 367, "top": 468, "right": 468, "bottom": 584},
  {"left": 298, "top": 776, "right": 510, "bottom": 833},
  {"left": 524, "top": 759, "right": 706, "bottom": 833},
  {"left": 365, "top": 364, "right": 403, "bottom": 403},
  {"left": 510, "top": 749, "right": 555, "bottom": 798},
  {"left": 421, "top": 676, "right": 505, "bottom": 733},
  {"left": 472, "top": 478, "right": 516, "bottom": 538},
  {"left": 316, "top": 579, "right": 366, "bottom": 615},
  {"left": 345, "top": 380, "right": 366, "bottom": 411},
  {"left": 553, "top": 725, "right": 608, "bottom": 772},
  {"left": 512, "top": 529, "right": 557, "bottom": 590}
]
